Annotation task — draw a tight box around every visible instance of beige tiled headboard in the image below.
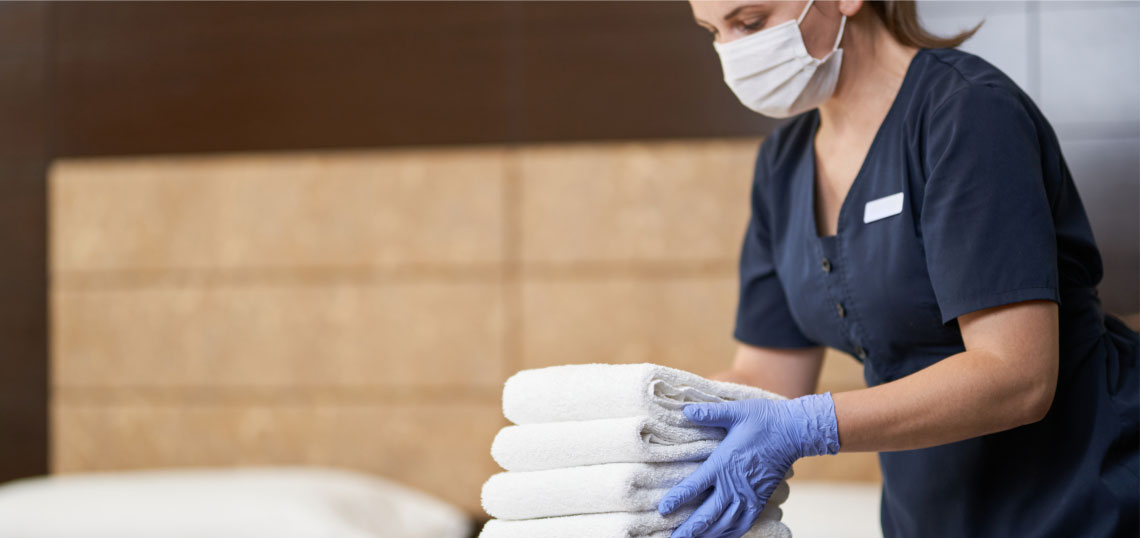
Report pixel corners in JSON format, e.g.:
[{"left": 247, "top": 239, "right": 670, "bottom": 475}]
[{"left": 49, "top": 139, "right": 879, "bottom": 516}]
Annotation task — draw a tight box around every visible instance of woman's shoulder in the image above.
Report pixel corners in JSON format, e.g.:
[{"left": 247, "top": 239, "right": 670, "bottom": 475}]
[
  {"left": 905, "top": 49, "right": 1068, "bottom": 194},
  {"left": 907, "top": 48, "right": 1036, "bottom": 120},
  {"left": 920, "top": 48, "right": 1016, "bottom": 87}
]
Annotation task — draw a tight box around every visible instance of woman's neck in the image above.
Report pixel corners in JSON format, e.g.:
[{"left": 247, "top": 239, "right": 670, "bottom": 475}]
[{"left": 817, "top": 15, "right": 918, "bottom": 139}]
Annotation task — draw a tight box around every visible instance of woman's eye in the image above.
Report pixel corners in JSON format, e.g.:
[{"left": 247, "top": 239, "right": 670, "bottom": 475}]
[{"left": 740, "top": 19, "right": 765, "bottom": 31}]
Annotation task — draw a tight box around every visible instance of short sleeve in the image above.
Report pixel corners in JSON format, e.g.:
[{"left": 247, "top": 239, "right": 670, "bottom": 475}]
[
  {"left": 733, "top": 148, "right": 817, "bottom": 348},
  {"left": 921, "top": 85, "right": 1060, "bottom": 324}
]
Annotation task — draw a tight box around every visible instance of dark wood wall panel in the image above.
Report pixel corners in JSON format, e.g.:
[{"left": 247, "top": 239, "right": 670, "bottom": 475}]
[
  {"left": 51, "top": 2, "right": 517, "bottom": 154},
  {"left": 0, "top": 1, "right": 49, "bottom": 483},
  {"left": 0, "top": 159, "right": 49, "bottom": 483},
  {"left": 510, "top": 2, "right": 754, "bottom": 140},
  {"left": 50, "top": 1, "right": 776, "bottom": 157}
]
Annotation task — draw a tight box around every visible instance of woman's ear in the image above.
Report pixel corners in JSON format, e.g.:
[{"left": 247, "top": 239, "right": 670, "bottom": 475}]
[{"left": 838, "top": 0, "right": 865, "bottom": 17}]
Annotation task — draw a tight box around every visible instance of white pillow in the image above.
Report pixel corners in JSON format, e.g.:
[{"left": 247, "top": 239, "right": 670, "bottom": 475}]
[{"left": 0, "top": 466, "right": 472, "bottom": 538}]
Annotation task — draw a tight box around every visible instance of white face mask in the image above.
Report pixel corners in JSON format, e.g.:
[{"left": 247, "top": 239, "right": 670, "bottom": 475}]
[{"left": 713, "top": 0, "right": 847, "bottom": 118}]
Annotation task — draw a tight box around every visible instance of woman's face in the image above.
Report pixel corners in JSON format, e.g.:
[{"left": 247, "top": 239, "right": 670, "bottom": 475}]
[{"left": 689, "top": 1, "right": 846, "bottom": 59}]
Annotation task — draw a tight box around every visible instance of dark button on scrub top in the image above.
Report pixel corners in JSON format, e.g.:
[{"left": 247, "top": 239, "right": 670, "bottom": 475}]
[{"left": 732, "top": 48, "right": 1138, "bottom": 537}]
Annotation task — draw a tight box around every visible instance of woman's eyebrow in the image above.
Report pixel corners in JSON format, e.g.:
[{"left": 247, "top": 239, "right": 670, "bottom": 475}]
[
  {"left": 693, "top": 4, "right": 756, "bottom": 27},
  {"left": 721, "top": 5, "right": 751, "bottom": 21}
]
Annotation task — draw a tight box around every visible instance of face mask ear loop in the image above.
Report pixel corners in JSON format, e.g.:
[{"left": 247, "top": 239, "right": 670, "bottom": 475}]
[
  {"left": 798, "top": 1, "right": 847, "bottom": 53},
  {"left": 832, "top": 15, "right": 848, "bottom": 50},
  {"left": 796, "top": 0, "right": 816, "bottom": 25}
]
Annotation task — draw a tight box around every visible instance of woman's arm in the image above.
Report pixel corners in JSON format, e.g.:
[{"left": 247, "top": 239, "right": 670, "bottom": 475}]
[
  {"left": 833, "top": 300, "right": 1059, "bottom": 452},
  {"left": 711, "top": 343, "right": 825, "bottom": 399},
  {"left": 658, "top": 300, "right": 1059, "bottom": 536}
]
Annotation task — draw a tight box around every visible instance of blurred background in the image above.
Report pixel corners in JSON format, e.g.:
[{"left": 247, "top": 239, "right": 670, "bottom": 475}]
[{"left": 1, "top": 1, "right": 1137, "bottom": 535}]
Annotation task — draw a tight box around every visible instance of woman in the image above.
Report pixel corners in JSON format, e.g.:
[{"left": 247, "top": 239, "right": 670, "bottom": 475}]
[{"left": 656, "top": 1, "right": 1139, "bottom": 537}]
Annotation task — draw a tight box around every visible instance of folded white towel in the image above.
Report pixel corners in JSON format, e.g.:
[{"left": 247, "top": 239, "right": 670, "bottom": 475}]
[
  {"left": 482, "top": 462, "right": 791, "bottom": 521},
  {"left": 478, "top": 508, "right": 792, "bottom": 538},
  {"left": 491, "top": 416, "right": 724, "bottom": 472},
  {"left": 502, "top": 363, "right": 785, "bottom": 426},
  {"left": 487, "top": 363, "right": 795, "bottom": 538}
]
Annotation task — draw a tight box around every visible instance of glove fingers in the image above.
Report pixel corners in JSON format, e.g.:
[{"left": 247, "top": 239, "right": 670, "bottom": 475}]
[
  {"left": 703, "top": 497, "right": 745, "bottom": 538},
  {"left": 717, "top": 467, "right": 762, "bottom": 538},
  {"left": 658, "top": 458, "right": 717, "bottom": 515},
  {"left": 752, "top": 475, "right": 783, "bottom": 507},
  {"left": 669, "top": 483, "right": 730, "bottom": 538},
  {"left": 720, "top": 497, "right": 761, "bottom": 538},
  {"left": 682, "top": 402, "right": 736, "bottom": 427},
  {"left": 720, "top": 513, "right": 758, "bottom": 538}
]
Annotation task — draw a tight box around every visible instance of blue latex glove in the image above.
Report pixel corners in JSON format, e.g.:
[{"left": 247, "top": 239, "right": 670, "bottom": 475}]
[{"left": 657, "top": 392, "right": 841, "bottom": 538}]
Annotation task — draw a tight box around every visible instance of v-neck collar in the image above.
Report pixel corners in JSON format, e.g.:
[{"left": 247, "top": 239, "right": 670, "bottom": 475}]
[{"left": 803, "top": 48, "right": 926, "bottom": 240}]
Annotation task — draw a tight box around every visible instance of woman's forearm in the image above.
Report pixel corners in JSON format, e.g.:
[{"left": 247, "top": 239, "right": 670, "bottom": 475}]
[
  {"left": 833, "top": 301, "right": 1058, "bottom": 453},
  {"left": 834, "top": 349, "right": 1047, "bottom": 452},
  {"left": 713, "top": 344, "right": 825, "bottom": 399}
]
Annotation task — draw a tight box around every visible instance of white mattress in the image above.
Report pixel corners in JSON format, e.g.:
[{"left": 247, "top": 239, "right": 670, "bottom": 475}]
[{"left": 0, "top": 466, "right": 472, "bottom": 538}]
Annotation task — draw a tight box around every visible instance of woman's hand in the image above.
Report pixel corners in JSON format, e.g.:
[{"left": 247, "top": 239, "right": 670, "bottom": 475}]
[{"left": 657, "top": 393, "right": 840, "bottom": 538}]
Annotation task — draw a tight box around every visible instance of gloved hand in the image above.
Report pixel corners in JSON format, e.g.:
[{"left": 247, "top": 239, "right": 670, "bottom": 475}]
[{"left": 657, "top": 393, "right": 841, "bottom": 538}]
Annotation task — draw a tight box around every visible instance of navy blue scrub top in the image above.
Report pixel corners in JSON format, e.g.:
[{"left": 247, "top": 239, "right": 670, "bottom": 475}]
[{"left": 733, "top": 48, "right": 1139, "bottom": 537}]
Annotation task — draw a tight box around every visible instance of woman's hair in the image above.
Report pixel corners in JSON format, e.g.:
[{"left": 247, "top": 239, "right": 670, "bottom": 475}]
[{"left": 866, "top": 1, "right": 981, "bottom": 49}]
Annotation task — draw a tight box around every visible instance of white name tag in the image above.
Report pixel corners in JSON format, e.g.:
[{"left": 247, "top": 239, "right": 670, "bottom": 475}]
[{"left": 863, "top": 192, "right": 904, "bottom": 224}]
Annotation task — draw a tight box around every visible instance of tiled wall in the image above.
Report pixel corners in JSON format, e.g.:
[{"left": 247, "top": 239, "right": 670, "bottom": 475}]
[
  {"left": 48, "top": 149, "right": 512, "bottom": 515},
  {"left": 919, "top": 0, "right": 1140, "bottom": 314},
  {"left": 49, "top": 140, "right": 880, "bottom": 516}
]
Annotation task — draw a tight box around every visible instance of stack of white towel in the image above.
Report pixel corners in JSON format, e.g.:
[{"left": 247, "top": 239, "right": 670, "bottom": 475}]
[{"left": 479, "top": 363, "right": 795, "bottom": 538}]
